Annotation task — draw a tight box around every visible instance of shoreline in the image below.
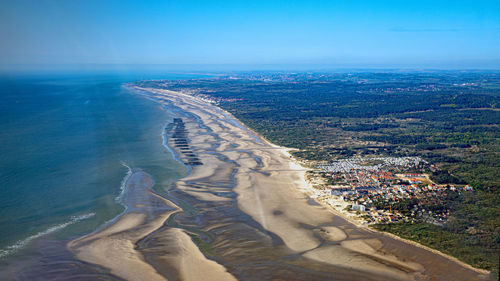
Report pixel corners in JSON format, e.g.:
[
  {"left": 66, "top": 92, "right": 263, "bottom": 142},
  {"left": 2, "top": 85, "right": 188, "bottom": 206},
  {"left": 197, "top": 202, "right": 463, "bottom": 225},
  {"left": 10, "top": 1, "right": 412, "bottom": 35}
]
[
  {"left": 212, "top": 101, "right": 491, "bottom": 276},
  {"left": 68, "top": 87, "right": 239, "bottom": 281},
  {"left": 298, "top": 176, "right": 491, "bottom": 275},
  {"left": 68, "top": 169, "right": 236, "bottom": 281},
  {"left": 68, "top": 171, "right": 176, "bottom": 281},
  {"left": 67, "top": 85, "right": 491, "bottom": 281},
  {"left": 141, "top": 87, "right": 491, "bottom": 280}
]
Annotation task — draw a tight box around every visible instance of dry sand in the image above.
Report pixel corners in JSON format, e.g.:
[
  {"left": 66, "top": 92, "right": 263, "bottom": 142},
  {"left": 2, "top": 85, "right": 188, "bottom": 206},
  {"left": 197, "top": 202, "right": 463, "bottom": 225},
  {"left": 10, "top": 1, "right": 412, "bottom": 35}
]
[
  {"left": 68, "top": 86, "right": 491, "bottom": 281},
  {"left": 131, "top": 87, "right": 490, "bottom": 280}
]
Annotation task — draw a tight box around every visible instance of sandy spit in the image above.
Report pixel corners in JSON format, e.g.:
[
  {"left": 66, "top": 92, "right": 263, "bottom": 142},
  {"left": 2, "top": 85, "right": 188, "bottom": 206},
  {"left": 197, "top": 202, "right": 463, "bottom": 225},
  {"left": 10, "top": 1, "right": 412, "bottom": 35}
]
[{"left": 68, "top": 171, "right": 236, "bottom": 281}]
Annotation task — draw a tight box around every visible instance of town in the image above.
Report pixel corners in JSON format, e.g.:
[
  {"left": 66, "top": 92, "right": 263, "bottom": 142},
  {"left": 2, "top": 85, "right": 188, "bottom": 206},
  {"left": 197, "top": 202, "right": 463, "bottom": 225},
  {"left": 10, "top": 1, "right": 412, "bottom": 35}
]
[{"left": 307, "top": 156, "right": 474, "bottom": 225}]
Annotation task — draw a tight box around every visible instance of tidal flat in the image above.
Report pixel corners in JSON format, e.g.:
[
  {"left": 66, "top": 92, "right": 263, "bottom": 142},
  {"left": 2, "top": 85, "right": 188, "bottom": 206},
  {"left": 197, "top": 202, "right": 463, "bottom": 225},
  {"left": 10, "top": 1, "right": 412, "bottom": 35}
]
[{"left": 65, "top": 85, "right": 490, "bottom": 281}]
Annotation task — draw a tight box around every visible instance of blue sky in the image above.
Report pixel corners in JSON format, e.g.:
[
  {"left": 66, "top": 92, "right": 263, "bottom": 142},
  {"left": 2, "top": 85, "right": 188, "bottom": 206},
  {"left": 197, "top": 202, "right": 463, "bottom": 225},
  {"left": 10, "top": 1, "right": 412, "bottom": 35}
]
[{"left": 1, "top": 0, "right": 499, "bottom": 70}]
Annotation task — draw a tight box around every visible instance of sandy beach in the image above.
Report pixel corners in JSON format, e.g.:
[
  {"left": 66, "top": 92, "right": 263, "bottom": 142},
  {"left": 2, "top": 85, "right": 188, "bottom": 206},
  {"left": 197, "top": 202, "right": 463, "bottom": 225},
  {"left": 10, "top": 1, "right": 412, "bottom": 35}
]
[
  {"left": 68, "top": 170, "right": 236, "bottom": 281},
  {"left": 68, "top": 86, "right": 491, "bottom": 281}
]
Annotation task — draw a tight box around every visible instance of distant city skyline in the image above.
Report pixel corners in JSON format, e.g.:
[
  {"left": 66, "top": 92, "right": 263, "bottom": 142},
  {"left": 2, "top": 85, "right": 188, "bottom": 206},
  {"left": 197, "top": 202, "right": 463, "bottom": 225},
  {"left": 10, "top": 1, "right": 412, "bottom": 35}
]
[{"left": 1, "top": 0, "right": 500, "bottom": 71}]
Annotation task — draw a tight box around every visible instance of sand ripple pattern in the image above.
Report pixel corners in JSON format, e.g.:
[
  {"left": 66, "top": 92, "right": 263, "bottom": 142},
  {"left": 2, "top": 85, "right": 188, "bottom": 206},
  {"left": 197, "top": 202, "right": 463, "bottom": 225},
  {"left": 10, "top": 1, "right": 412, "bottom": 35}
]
[{"left": 69, "top": 86, "right": 488, "bottom": 281}]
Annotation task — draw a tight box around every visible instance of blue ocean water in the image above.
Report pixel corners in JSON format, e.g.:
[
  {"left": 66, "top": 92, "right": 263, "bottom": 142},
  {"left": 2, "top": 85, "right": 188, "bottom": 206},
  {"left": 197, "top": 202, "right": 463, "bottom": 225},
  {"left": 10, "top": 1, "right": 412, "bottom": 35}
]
[{"left": 0, "top": 72, "right": 195, "bottom": 260}]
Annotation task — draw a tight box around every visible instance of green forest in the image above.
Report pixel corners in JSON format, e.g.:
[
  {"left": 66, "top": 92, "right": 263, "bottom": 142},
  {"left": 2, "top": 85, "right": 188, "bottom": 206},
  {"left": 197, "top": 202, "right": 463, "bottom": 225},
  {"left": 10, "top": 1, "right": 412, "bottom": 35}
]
[{"left": 141, "top": 72, "right": 500, "bottom": 273}]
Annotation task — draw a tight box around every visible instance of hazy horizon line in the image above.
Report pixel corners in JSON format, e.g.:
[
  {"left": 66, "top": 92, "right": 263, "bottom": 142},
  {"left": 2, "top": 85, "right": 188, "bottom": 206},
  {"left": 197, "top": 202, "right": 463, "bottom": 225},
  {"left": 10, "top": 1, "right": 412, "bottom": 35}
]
[{"left": 1, "top": 62, "right": 500, "bottom": 74}]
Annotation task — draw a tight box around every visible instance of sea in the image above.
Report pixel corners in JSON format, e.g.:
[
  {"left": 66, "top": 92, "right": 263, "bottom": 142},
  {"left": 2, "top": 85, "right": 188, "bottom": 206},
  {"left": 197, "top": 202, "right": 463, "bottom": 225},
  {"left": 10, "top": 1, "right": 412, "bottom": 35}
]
[{"left": 0, "top": 72, "right": 199, "bottom": 272}]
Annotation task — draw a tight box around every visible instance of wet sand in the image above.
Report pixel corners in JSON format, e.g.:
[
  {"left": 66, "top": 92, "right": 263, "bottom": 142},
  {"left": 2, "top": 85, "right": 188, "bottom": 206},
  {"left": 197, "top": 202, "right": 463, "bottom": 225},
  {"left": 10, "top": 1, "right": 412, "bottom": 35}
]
[
  {"left": 68, "top": 170, "right": 236, "bottom": 281},
  {"left": 68, "top": 86, "right": 491, "bottom": 281}
]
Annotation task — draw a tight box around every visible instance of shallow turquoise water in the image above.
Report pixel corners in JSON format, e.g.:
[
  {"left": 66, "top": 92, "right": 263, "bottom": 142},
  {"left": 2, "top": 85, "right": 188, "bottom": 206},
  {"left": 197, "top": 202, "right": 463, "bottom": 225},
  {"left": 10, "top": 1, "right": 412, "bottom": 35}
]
[{"left": 0, "top": 73, "right": 194, "bottom": 259}]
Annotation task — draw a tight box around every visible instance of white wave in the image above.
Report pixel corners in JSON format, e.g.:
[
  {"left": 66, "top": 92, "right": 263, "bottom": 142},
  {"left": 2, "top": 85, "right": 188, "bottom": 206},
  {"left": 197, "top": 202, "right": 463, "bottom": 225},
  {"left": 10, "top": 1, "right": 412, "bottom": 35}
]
[
  {"left": 115, "top": 161, "right": 133, "bottom": 203},
  {"left": 0, "top": 213, "right": 95, "bottom": 258}
]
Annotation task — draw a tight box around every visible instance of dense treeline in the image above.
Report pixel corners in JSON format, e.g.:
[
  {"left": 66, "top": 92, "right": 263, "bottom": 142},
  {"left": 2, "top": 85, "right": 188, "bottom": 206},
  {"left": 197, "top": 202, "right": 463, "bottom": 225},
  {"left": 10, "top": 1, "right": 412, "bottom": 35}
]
[
  {"left": 144, "top": 73, "right": 499, "bottom": 189},
  {"left": 374, "top": 188, "right": 499, "bottom": 272},
  {"left": 142, "top": 72, "right": 499, "bottom": 273},
  {"left": 149, "top": 73, "right": 499, "bottom": 190},
  {"left": 431, "top": 170, "right": 467, "bottom": 184}
]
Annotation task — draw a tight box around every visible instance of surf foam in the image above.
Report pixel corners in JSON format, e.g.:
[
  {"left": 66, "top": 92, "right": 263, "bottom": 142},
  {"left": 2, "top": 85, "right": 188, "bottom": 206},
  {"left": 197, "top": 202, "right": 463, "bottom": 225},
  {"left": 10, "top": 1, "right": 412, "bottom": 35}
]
[{"left": 0, "top": 213, "right": 95, "bottom": 258}]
